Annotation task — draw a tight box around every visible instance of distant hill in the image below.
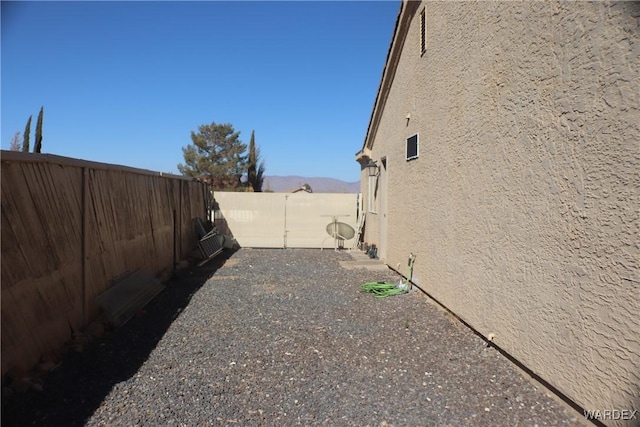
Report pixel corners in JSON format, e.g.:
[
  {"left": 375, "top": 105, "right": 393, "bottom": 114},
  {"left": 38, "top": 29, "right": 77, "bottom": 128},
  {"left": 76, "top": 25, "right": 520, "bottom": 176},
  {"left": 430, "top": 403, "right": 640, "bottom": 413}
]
[{"left": 263, "top": 176, "right": 360, "bottom": 193}]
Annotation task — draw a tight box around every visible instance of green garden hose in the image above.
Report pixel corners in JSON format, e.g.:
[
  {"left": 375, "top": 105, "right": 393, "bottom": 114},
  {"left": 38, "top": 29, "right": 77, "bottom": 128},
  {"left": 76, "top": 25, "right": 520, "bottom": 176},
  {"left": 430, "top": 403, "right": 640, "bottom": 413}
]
[
  {"left": 361, "top": 253, "right": 416, "bottom": 298},
  {"left": 361, "top": 281, "right": 408, "bottom": 298}
]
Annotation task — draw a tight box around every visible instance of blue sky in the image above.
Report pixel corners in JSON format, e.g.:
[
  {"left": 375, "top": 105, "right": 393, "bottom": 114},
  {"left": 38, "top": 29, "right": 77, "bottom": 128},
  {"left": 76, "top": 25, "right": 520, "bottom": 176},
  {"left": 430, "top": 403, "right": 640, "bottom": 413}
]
[{"left": 1, "top": 1, "right": 399, "bottom": 182}]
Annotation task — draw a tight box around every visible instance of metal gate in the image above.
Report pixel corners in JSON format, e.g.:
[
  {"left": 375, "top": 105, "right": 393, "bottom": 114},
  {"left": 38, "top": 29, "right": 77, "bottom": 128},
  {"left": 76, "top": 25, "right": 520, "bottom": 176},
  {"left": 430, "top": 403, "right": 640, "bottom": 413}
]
[{"left": 213, "top": 192, "right": 359, "bottom": 248}]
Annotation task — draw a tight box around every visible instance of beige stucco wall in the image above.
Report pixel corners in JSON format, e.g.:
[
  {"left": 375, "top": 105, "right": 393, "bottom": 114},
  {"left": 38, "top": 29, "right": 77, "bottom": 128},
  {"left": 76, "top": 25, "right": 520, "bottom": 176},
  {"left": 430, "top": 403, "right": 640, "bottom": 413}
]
[{"left": 362, "top": 1, "right": 639, "bottom": 424}]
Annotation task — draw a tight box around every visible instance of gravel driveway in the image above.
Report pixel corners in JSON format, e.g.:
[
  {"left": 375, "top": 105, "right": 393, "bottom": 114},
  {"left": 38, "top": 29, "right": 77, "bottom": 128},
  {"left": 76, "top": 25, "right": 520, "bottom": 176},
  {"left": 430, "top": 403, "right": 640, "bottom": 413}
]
[{"left": 3, "top": 248, "right": 583, "bottom": 426}]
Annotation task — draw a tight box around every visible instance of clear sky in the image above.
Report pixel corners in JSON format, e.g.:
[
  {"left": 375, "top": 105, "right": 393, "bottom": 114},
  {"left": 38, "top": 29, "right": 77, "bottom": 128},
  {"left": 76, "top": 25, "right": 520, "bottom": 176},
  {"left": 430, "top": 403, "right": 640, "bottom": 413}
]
[{"left": 1, "top": 1, "right": 399, "bottom": 183}]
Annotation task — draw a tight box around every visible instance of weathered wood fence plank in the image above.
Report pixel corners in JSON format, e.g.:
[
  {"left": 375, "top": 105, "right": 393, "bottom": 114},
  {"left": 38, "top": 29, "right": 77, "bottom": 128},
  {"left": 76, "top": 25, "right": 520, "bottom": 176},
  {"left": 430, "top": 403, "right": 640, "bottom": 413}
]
[{"left": 1, "top": 151, "right": 207, "bottom": 377}]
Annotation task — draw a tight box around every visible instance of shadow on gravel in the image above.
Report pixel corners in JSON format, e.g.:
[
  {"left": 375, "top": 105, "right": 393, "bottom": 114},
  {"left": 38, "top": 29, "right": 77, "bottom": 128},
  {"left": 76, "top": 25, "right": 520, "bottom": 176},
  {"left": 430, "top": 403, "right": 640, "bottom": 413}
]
[{"left": 1, "top": 250, "right": 236, "bottom": 427}]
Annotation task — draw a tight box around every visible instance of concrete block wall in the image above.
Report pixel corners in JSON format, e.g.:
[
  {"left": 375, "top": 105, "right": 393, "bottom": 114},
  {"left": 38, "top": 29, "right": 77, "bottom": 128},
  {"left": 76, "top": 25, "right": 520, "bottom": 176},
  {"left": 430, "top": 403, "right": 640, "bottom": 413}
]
[{"left": 362, "top": 1, "right": 639, "bottom": 423}]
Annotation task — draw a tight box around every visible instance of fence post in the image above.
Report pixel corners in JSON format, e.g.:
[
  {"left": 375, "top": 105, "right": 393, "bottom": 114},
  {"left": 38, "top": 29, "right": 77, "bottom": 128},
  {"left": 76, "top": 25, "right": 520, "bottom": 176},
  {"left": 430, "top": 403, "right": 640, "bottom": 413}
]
[
  {"left": 82, "top": 167, "right": 89, "bottom": 326},
  {"left": 173, "top": 208, "right": 177, "bottom": 278},
  {"left": 179, "top": 181, "right": 183, "bottom": 263}
]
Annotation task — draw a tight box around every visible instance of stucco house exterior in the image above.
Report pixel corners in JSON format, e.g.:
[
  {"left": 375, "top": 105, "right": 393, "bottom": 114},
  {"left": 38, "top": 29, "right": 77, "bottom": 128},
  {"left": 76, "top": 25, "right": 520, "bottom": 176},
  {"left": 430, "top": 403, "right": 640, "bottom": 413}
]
[{"left": 357, "top": 1, "right": 639, "bottom": 424}]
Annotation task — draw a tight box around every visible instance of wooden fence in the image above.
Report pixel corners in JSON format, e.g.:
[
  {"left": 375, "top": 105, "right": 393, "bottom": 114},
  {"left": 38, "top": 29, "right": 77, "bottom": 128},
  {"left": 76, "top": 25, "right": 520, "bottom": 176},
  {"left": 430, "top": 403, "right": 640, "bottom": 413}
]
[{"left": 1, "top": 151, "right": 209, "bottom": 377}]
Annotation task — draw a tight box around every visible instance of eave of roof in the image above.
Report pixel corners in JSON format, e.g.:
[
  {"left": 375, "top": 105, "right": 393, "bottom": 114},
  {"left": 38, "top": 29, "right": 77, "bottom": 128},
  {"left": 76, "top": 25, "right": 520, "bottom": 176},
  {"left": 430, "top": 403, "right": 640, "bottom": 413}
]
[{"left": 359, "top": 0, "right": 421, "bottom": 155}]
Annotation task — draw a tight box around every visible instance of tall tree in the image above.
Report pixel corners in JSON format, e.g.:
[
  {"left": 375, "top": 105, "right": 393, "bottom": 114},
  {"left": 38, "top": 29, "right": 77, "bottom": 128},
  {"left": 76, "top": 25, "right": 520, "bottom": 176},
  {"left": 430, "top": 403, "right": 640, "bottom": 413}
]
[
  {"left": 247, "top": 130, "right": 266, "bottom": 192},
  {"left": 22, "top": 115, "right": 32, "bottom": 152},
  {"left": 34, "top": 106, "right": 44, "bottom": 153},
  {"left": 178, "top": 121, "right": 247, "bottom": 190},
  {"left": 9, "top": 131, "right": 21, "bottom": 151}
]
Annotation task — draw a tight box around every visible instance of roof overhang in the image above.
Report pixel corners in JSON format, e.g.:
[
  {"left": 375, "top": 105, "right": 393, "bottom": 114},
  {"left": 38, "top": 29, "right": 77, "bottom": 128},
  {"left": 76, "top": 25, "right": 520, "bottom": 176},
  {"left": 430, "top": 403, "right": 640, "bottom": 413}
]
[{"left": 358, "top": 0, "right": 421, "bottom": 156}]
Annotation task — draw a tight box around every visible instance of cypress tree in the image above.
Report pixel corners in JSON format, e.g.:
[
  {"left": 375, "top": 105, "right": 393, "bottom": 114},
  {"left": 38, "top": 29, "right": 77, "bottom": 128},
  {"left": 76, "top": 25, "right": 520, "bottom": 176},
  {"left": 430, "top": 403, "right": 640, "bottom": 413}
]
[
  {"left": 34, "top": 107, "right": 44, "bottom": 153},
  {"left": 247, "top": 131, "right": 257, "bottom": 190},
  {"left": 246, "top": 130, "right": 266, "bottom": 192},
  {"left": 22, "top": 116, "right": 32, "bottom": 152}
]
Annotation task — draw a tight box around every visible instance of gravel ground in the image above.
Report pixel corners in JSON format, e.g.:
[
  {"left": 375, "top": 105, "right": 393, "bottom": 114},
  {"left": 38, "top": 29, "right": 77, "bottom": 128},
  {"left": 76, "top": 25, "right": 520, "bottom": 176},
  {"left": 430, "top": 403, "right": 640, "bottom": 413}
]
[{"left": 2, "top": 248, "right": 584, "bottom": 427}]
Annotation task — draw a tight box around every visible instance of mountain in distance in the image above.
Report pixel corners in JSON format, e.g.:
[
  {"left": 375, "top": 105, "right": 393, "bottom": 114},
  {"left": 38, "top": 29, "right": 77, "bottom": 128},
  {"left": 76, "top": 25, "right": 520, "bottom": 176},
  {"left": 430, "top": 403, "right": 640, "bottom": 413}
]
[{"left": 263, "top": 176, "right": 360, "bottom": 193}]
